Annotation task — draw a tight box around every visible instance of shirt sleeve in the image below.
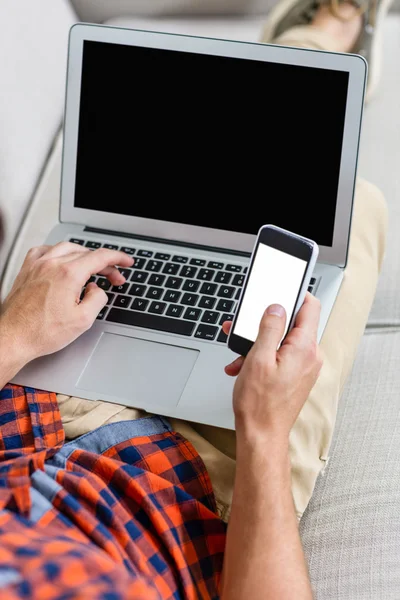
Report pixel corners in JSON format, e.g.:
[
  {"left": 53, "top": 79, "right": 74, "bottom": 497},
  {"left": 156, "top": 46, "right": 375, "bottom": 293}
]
[
  {"left": 0, "top": 385, "right": 64, "bottom": 516},
  {"left": 0, "top": 385, "right": 64, "bottom": 456}
]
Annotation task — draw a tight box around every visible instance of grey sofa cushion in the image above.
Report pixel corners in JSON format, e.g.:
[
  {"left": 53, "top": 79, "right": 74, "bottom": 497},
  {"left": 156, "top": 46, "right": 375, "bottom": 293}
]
[
  {"left": 0, "top": 0, "right": 76, "bottom": 274},
  {"left": 300, "top": 329, "right": 400, "bottom": 599},
  {"left": 357, "top": 16, "right": 400, "bottom": 328}
]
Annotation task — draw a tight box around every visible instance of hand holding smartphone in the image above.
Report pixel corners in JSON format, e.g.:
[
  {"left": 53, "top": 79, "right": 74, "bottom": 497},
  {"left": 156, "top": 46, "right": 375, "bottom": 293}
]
[{"left": 228, "top": 225, "right": 319, "bottom": 356}]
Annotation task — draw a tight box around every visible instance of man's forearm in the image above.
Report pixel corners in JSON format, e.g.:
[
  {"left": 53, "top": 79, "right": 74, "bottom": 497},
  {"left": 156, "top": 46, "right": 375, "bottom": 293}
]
[
  {"left": 0, "top": 321, "right": 26, "bottom": 389},
  {"left": 221, "top": 433, "right": 313, "bottom": 600}
]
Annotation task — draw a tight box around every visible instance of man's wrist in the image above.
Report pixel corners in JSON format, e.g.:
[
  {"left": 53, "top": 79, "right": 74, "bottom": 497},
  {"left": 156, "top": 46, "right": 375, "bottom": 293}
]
[
  {"left": 236, "top": 417, "right": 289, "bottom": 456},
  {"left": 235, "top": 425, "right": 290, "bottom": 471}
]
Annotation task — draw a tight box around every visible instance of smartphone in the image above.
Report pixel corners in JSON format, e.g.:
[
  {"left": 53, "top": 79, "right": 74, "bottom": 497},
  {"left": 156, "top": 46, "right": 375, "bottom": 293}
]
[{"left": 228, "top": 224, "right": 319, "bottom": 356}]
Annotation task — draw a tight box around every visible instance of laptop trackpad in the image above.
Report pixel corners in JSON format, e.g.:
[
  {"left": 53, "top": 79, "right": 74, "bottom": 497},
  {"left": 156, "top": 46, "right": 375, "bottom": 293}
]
[{"left": 77, "top": 333, "right": 199, "bottom": 408}]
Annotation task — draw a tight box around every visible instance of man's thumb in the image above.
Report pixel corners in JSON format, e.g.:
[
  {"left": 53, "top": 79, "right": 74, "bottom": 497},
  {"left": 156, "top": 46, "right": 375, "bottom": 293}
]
[{"left": 254, "top": 304, "right": 287, "bottom": 355}]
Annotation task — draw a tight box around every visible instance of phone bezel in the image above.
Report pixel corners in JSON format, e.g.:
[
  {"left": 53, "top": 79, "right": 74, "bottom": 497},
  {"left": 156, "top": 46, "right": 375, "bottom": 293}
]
[{"left": 228, "top": 225, "right": 314, "bottom": 356}]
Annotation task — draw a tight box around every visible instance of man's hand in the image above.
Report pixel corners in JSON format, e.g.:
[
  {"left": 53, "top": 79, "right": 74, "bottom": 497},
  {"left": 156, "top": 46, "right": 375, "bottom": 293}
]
[
  {"left": 223, "top": 293, "right": 323, "bottom": 443},
  {"left": 0, "top": 242, "right": 134, "bottom": 371},
  {"left": 221, "top": 295, "right": 322, "bottom": 600}
]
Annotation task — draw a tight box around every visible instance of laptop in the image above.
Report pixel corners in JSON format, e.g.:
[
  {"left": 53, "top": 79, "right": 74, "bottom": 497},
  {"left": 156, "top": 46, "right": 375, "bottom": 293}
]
[{"left": 12, "top": 24, "right": 366, "bottom": 429}]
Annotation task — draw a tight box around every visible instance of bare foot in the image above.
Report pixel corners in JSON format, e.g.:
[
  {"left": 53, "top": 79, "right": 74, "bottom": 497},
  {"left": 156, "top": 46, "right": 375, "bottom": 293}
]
[{"left": 311, "top": 3, "right": 363, "bottom": 52}]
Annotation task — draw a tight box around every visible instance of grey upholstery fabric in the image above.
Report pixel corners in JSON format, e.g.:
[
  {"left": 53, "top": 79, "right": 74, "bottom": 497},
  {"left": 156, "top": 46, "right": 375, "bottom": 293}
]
[
  {"left": 303, "top": 23, "right": 400, "bottom": 596},
  {"left": 300, "top": 330, "right": 400, "bottom": 599},
  {"left": 358, "top": 15, "right": 400, "bottom": 328}
]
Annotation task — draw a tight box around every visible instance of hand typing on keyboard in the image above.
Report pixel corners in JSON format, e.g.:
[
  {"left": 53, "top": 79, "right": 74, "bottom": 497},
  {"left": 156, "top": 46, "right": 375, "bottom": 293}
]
[{"left": 0, "top": 242, "right": 134, "bottom": 385}]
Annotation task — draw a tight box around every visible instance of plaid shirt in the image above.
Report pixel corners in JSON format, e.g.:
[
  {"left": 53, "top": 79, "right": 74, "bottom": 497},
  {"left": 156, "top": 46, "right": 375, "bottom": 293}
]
[{"left": 0, "top": 384, "right": 226, "bottom": 599}]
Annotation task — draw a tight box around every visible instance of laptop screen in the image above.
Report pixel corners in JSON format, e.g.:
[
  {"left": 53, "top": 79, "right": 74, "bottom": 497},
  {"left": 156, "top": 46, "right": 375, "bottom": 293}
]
[{"left": 74, "top": 40, "right": 349, "bottom": 247}]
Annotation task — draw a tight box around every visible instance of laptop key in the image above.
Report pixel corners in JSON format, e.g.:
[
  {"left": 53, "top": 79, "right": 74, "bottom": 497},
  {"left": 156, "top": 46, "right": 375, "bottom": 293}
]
[
  {"left": 172, "top": 255, "right": 188, "bottom": 264},
  {"left": 232, "top": 274, "right": 245, "bottom": 287},
  {"left": 131, "top": 298, "right": 149, "bottom": 312},
  {"left": 163, "top": 263, "right": 180, "bottom": 275},
  {"left": 149, "top": 301, "right": 167, "bottom": 315},
  {"left": 103, "top": 243, "right": 119, "bottom": 250},
  {"left": 216, "top": 299, "right": 234, "bottom": 312},
  {"left": 199, "top": 296, "right": 216, "bottom": 309},
  {"left": 165, "top": 277, "right": 183, "bottom": 289},
  {"left": 235, "top": 288, "right": 241, "bottom": 300},
  {"left": 85, "top": 241, "right": 101, "bottom": 249},
  {"left": 243, "top": 267, "right": 248, "bottom": 273},
  {"left": 148, "top": 274, "right": 165, "bottom": 286},
  {"left": 217, "top": 329, "right": 228, "bottom": 343},
  {"left": 215, "top": 272, "right": 232, "bottom": 284},
  {"left": 197, "top": 269, "right": 214, "bottom": 281},
  {"left": 155, "top": 252, "right": 170, "bottom": 261},
  {"left": 131, "top": 270, "right": 148, "bottom": 283},
  {"left": 164, "top": 290, "right": 181, "bottom": 303},
  {"left": 146, "top": 260, "right": 163, "bottom": 272},
  {"left": 112, "top": 283, "right": 129, "bottom": 294},
  {"left": 106, "top": 308, "right": 195, "bottom": 336},
  {"left": 146, "top": 287, "right": 163, "bottom": 300},
  {"left": 183, "top": 280, "right": 200, "bottom": 292},
  {"left": 70, "top": 238, "right": 85, "bottom": 245},
  {"left": 137, "top": 249, "right": 153, "bottom": 257},
  {"left": 201, "top": 311, "right": 219, "bottom": 324},
  {"left": 208, "top": 261, "right": 224, "bottom": 270},
  {"left": 194, "top": 324, "right": 218, "bottom": 341},
  {"left": 132, "top": 258, "right": 146, "bottom": 269},
  {"left": 190, "top": 258, "right": 206, "bottom": 267},
  {"left": 106, "top": 292, "right": 115, "bottom": 306},
  {"left": 200, "top": 283, "right": 217, "bottom": 296},
  {"left": 118, "top": 268, "right": 132, "bottom": 280},
  {"left": 217, "top": 285, "right": 235, "bottom": 298},
  {"left": 226, "top": 264, "right": 242, "bottom": 272},
  {"left": 166, "top": 304, "right": 184, "bottom": 318},
  {"left": 184, "top": 308, "right": 202, "bottom": 321},
  {"left": 129, "top": 284, "right": 146, "bottom": 297},
  {"left": 308, "top": 286, "right": 314, "bottom": 293},
  {"left": 97, "top": 278, "right": 111, "bottom": 291},
  {"left": 114, "top": 295, "right": 131, "bottom": 309},
  {"left": 181, "top": 293, "right": 199, "bottom": 306},
  {"left": 219, "top": 313, "right": 234, "bottom": 325},
  {"left": 97, "top": 307, "right": 108, "bottom": 320},
  {"left": 120, "top": 247, "right": 135, "bottom": 255},
  {"left": 180, "top": 266, "right": 197, "bottom": 278}
]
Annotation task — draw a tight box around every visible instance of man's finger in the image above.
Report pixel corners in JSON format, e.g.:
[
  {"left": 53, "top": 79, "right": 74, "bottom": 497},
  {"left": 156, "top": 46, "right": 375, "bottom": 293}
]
[
  {"left": 291, "top": 293, "right": 321, "bottom": 339},
  {"left": 225, "top": 355, "right": 245, "bottom": 377},
  {"left": 74, "top": 248, "right": 134, "bottom": 281},
  {"left": 79, "top": 283, "right": 107, "bottom": 324},
  {"left": 253, "top": 304, "right": 286, "bottom": 357},
  {"left": 97, "top": 265, "right": 126, "bottom": 286},
  {"left": 222, "top": 321, "right": 233, "bottom": 335}
]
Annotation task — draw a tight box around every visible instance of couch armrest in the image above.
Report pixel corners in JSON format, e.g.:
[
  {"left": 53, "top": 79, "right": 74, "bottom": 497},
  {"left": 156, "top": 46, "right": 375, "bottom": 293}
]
[{"left": 0, "top": 0, "right": 77, "bottom": 275}]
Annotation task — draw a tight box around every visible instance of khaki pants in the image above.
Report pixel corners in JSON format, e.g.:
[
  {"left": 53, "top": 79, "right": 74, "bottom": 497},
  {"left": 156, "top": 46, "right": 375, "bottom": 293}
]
[{"left": 57, "top": 26, "right": 388, "bottom": 521}]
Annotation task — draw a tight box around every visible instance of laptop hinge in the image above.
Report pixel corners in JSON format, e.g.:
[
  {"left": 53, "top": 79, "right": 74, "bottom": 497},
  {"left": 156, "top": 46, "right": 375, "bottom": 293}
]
[{"left": 84, "top": 226, "right": 251, "bottom": 258}]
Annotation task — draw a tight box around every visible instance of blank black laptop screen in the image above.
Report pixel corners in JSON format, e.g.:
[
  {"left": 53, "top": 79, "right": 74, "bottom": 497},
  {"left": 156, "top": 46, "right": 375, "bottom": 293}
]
[{"left": 74, "top": 39, "right": 349, "bottom": 247}]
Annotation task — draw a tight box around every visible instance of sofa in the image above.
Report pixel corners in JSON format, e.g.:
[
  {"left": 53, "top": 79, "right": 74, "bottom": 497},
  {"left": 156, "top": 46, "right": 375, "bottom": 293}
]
[{"left": 1, "top": 1, "right": 400, "bottom": 598}]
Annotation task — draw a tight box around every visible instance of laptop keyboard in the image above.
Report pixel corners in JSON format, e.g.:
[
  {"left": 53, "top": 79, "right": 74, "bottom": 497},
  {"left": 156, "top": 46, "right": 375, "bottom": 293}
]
[{"left": 71, "top": 238, "right": 320, "bottom": 344}]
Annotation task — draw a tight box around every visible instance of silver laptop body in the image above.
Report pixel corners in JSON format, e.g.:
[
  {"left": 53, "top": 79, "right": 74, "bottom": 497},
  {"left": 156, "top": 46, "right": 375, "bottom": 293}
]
[{"left": 12, "top": 24, "right": 366, "bottom": 429}]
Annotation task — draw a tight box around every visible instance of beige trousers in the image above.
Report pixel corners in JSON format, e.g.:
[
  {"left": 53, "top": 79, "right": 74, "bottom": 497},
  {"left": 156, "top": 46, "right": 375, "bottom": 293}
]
[{"left": 57, "top": 26, "right": 388, "bottom": 522}]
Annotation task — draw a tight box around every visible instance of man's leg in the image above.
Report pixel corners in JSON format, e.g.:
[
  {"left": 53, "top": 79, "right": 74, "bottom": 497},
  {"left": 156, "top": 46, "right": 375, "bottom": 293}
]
[{"left": 58, "top": 7, "right": 388, "bottom": 520}]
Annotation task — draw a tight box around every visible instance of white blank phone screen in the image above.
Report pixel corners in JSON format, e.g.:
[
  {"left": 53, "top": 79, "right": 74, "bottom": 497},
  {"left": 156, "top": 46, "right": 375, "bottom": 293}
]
[{"left": 234, "top": 244, "right": 307, "bottom": 342}]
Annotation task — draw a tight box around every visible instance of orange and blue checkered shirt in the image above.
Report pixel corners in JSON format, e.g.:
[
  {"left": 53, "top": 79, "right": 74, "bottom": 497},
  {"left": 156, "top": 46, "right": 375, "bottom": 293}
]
[{"left": 0, "top": 384, "right": 226, "bottom": 599}]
